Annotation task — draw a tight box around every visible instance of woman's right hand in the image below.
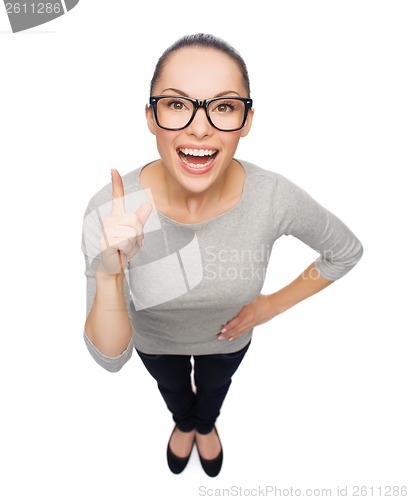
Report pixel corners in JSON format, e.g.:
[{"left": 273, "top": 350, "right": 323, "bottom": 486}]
[{"left": 97, "top": 169, "right": 153, "bottom": 276}]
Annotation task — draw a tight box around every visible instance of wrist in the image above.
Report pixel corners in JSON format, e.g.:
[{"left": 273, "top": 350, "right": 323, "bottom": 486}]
[
  {"left": 267, "top": 291, "right": 291, "bottom": 316},
  {"left": 95, "top": 271, "right": 125, "bottom": 285}
]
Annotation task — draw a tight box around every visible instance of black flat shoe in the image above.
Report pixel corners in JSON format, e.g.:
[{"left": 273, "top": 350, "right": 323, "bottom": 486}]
[
  {"left": 197, "top": 427, "right": 223, "bottom": 477},
  {"left": 166, "top": 426, "right": 194, "bottom": 474}
]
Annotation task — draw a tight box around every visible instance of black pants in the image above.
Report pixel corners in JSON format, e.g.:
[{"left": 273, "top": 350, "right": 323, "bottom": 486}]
[{"left": 136, "top": 341, "right": 251, "bottom": 435}]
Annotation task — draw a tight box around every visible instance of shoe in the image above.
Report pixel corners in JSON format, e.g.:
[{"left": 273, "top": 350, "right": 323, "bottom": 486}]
[
  {"left": 166, "top": 425, "right": 194, "bottom": 474},
  {"left": 197, "top": 426, "right": 223, "bottom": 477}
]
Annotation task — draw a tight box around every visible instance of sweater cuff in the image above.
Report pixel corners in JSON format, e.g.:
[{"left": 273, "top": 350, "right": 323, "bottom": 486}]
[
  {"left": 314, "top": 241, "right": 364, "bottom": 281},
  {"left": 83, "top": 330, "right": 133, "bottom": 373}
]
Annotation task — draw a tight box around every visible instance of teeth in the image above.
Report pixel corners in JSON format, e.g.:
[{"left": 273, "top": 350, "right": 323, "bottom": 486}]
[
  {"left": 179, "top": 148, "right": 217, "bottom": 157},
  {"left": 185, "top": 156, "right": 214, "bottom": 168}
]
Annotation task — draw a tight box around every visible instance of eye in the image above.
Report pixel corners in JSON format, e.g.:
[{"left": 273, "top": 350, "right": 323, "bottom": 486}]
[
  {"left": 213, "top": 100, "right": 237, "bottom": 113},
  {"left": 166, "top": 99, "right": 188, "bottom": 111}
]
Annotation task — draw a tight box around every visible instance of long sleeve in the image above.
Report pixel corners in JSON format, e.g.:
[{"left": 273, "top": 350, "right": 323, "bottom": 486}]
[
  {"left": 273, "top": 173, "right": 363, "bottom": 280},
  {"left": 81, "top": 197, "right": 134, "bottom": 372}
]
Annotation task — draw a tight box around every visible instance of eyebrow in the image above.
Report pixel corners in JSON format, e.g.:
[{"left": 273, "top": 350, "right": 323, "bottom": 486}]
[{"left": 160, "top": 87, "right": 241, "bottom": 98}]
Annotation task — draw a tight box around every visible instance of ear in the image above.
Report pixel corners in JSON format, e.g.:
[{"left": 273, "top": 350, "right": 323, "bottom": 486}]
[
  {"left": 240, "top": 108, "right": 254, "bottom": 138},
  {"left": 145, "top": 104, "right": 157, "bottom": 136}
]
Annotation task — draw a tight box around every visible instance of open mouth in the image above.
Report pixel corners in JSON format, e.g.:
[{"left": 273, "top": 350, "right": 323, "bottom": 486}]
[{"left": 178, "top": 148, "right": 218, "bottom": 169}]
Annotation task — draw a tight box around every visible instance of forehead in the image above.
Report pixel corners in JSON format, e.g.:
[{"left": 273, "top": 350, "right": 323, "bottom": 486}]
[{"left": 155, "top": 47, "right": 245, "bottom": 98}]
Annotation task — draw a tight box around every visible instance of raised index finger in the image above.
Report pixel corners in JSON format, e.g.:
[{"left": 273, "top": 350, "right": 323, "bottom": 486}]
[{"left": 110, "top": 169, "right": 125, "bottom": 215}]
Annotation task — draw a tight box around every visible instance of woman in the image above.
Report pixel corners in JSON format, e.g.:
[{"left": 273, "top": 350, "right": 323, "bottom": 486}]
[{"left": 82, "top": 33, "right": 363, "bottom": 477}]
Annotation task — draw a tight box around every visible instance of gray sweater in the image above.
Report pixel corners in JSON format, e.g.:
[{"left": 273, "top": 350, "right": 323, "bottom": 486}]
[{"left": 82, "top": 160, "right": 363, "bottom": 372}]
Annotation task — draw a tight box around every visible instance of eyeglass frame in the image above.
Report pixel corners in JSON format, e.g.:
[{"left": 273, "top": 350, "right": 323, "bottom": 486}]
[{"left": 149, "top": 95, "right": 253, "bottom": 132}]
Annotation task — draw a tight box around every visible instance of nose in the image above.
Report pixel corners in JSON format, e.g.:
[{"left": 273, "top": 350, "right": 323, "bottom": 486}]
[{"left": 187, "top": 107, "right": 213, "bottom": 138}]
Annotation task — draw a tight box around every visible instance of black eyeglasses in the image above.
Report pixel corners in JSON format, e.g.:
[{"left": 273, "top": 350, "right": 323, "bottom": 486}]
[{"left": 149, "top": 95, "right": 253, "bottom": 132}]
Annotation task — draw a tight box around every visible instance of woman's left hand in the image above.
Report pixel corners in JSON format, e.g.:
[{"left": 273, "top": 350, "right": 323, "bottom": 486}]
[{"left": 217, "top": 293, "right": 280, "bottom": 341}]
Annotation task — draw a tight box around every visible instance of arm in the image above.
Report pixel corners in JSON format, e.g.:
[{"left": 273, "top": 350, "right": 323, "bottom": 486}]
[
  {"left": 218, "top": 173, "right": 363, "bottom": 340},
  {"left": 268, "top": 262, "right": 333, "bottom": 315},
  {"left": 82, "top": 265, "right": 134, "bottom": 373},
  {"left": 82, "top": 169, "right": 152, "bottom": 372},
  {"left": 218, "top": 263, "right": 333, "bottom": 340},
  {"left": 84, "top": 272, "right": 132, "bottom": 358}
]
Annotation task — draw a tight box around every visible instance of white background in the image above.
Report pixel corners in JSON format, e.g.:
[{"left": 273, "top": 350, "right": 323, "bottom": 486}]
[{"left": 1, "top": 1, "right": 408, "bottom": 498}]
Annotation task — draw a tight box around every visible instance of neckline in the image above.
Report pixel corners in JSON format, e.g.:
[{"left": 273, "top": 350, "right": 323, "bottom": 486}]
[{"left": 137, "top": 159, "right": 249, "bottom": 228}]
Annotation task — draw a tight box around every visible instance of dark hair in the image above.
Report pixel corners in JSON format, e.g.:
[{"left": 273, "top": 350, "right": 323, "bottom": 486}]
[{"left": 150, "top": 33, "right": 251, "bottom": 97}]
